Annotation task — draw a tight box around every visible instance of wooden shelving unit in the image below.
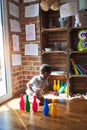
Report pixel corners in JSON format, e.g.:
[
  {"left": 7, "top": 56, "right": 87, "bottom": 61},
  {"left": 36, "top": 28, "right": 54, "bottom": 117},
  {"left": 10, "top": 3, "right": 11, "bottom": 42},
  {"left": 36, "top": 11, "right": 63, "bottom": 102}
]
[
  {"left": 40, "top": 8, "right": 87, "bottom": 95},
  {"left": 69, "top": 27, "right": 87, "bottom": 95},
  {"left": 40, "top": 9, "right": 69, "bottom": 91}
]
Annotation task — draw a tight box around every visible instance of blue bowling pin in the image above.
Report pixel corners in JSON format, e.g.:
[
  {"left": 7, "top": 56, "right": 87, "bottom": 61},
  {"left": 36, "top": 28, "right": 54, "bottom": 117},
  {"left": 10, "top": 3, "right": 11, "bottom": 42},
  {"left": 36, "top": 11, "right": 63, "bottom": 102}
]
[
  {"left": 43, "top": 98, "right": 49, "bottom": 116},
  {"left": 59, "top": 82, "right": 67, "bottom": 93}
]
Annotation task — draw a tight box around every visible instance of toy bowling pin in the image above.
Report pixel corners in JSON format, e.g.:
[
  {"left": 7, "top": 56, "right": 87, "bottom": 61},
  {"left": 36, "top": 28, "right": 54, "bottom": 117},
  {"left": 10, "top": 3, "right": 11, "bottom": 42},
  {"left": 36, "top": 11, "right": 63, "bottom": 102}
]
[
  {"left": 32, "top": 95, "right": 38, "bottom": 112},
  {"left": 64, "top": 85, "right": 68, "bottom": 93},
  {"left": 56, "top": 80, "right": 60, "bottom": 91},
  {"left": 50, "top": 99, "right": 57, "bottom": 118},
  {"left": 25, "top": 94, "right": 30, "bottom": 112},
  {"left": 53, "top": 80, "right": 57, "bottom": 91},
  {"left": 59, "top": 82, "right": 67, "bottom": 93},
  {"left": 43, "top": 98, "right": 49, "bottom": 116},
  {"left": 19, "top": 94, "right": 25, "bottom": 110}
]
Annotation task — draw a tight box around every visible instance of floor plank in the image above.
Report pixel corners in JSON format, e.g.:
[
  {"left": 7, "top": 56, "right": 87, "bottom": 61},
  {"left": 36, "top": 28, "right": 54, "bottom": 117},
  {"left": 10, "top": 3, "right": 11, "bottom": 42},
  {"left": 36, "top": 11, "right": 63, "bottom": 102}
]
[{"left": 0, "top": 97, "right": 87, "bottom": 130}]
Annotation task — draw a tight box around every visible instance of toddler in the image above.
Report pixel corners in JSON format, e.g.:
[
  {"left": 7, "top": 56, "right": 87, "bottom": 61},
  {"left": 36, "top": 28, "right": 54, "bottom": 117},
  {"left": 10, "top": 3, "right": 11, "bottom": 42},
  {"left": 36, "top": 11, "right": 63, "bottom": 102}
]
[{"left": 26, "top": 64, "right": 52, "bottom": 105}]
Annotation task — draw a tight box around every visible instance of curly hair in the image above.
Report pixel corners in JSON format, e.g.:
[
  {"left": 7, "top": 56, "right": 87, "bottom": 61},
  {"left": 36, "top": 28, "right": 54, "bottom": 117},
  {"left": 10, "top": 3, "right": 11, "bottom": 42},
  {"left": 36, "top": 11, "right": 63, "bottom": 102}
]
[{"left": 40, "top": 64, "right": 51, "bottom": 74}]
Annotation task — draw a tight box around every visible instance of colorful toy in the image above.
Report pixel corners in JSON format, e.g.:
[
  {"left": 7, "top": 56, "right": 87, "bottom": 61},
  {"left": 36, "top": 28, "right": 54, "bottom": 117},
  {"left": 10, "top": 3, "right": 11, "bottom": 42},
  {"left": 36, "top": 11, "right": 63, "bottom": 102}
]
[
  {"left": 64, "top": 85, "right": 68, "bottom": 93},
  {"left": 56, "top": 80, "right": 60, "bottom": 91},
  {"left": 59, "top": 82, "right": 67, "bottom": 93},
  {"left": 53, "top": 79, "right": 57, "bottom": 91},
  {"left": 50, "top": 99, "right": 57, "bottom": 118},
  {"left": 19, "top": 94, "right": 25, "bottom": 110},
  {"left": 77, "top": 30, "right": 87, "bottom": 51},
  {"left": 59, "top": 98, "right": 65, "bottom": 104},
  {"left": 25, "top": 95, "right": 30, "bottom": 112},
  {"left": 32, "top": 95, "right": 38, "bottom": 112},
  {"left": 43, "top": 98, "right": 49, "bottom": 116},
  {"left": 61, "top": 80, "right": 64, "bottom": 87}
]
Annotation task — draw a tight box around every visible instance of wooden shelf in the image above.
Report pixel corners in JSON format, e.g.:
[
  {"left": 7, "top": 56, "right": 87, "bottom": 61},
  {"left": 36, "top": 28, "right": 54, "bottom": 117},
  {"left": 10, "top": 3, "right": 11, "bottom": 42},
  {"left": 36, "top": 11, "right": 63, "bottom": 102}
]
[
  {"left": 69, "top": 74, "right": 87, "bottom": 78},
  {"left": 42, "top": 27, "right": 68, "bottom": 33},
  {"left": 40, "top": 8, "right": 87, "bottom": 95},
  {"left": 51, "top": 74, "right": 67, "bottom": 81},
  {"left": 69, "top": 26, "right": 87, "bottom": 31},
  {"left": 42, "top": 50, "right": 67, "bottom": 55},
  {"left": 69, "top": 50, "right": 87, "bottom": 54}
]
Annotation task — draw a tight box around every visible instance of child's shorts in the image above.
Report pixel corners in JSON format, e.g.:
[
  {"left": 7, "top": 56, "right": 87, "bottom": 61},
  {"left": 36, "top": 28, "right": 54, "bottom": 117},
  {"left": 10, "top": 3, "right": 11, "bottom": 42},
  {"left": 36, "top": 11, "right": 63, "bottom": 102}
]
[{"left": 26, "top": 89, "right": 44, "bottom": 104}]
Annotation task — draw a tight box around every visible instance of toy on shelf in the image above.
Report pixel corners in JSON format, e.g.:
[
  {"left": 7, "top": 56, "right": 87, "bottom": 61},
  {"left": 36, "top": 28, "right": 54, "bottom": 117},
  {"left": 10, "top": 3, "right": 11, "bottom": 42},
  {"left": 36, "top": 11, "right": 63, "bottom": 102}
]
[
  {"left": 59, "top": 82, "right": 67, "bottom": 93},
  {"left": 53, "top": 79, "right": 57, "bottom": 91},
  {"left": 64, "top": 85, "right": 68, "bottom": 93},
  {"left": 77, "top": 30, "right": 87, "bottom": 51},
  {"left": 56, "top": 80, "right": 60, "bottom": 91}
]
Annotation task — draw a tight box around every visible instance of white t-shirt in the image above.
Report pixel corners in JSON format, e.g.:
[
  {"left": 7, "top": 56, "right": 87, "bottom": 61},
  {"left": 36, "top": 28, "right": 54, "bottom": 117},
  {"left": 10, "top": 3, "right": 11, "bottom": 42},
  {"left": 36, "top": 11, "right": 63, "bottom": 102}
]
[
  {"left": 26, "top": 75, "right": 49, "bottom": 97},
  {"left": 29, "top": 75, "right": 49, "bottom": 91}
]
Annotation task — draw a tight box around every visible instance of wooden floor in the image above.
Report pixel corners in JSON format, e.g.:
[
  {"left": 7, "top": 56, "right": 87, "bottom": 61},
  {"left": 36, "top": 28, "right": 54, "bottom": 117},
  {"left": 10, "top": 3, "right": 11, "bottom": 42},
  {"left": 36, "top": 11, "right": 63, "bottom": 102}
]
[{"left": 0, "top": 96, "right": 87, "bottom": 130}]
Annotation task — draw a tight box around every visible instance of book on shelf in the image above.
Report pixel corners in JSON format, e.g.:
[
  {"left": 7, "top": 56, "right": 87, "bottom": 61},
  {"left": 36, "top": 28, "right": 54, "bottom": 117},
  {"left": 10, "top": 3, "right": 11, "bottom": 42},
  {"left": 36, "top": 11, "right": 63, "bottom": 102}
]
[
  {"left": 70, "top": 59, "right": 79, "bottom": 75},
  {"left": 80, "top": 65, "right": 87, "bottom": 74},
  {"left": 70, "top": 58, "right": 87, "bottom": 75},
  {"left": 76, "top": 64, "right": 86, "bottom": 75}
]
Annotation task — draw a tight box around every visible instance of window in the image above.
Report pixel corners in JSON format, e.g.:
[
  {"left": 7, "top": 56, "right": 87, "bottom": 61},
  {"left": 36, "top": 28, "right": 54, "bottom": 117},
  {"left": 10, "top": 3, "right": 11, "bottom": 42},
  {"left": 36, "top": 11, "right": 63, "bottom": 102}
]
[{"left": 0, "top": 0, "right": 12, "bottom": 104}]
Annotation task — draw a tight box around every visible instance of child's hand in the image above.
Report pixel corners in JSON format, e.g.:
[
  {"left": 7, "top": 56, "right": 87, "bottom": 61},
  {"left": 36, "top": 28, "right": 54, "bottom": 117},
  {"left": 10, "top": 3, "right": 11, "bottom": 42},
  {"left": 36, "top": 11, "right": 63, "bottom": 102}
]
[
  {"left": 49, "top": 91, "right": 54, "bottom": 94},
  {"left": 53, "top": 91, "right": 59, "bottom": 96},
  {"left": 50, "top": 91, "right": 59, "bottom": 96}
]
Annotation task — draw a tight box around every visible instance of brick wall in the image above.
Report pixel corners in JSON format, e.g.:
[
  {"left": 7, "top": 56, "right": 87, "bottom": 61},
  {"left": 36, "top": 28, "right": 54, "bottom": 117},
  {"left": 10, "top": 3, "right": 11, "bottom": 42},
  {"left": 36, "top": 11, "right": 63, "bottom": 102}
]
[{"left": 7, "top": 0, "right": 41, "bottom": 96}]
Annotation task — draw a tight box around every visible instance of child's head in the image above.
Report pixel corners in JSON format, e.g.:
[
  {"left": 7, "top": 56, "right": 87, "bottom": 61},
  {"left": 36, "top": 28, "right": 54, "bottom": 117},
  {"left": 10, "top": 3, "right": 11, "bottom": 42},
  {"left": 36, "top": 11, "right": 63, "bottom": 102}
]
[{"left": 40, "top": 64, "right": 51, "bottom": 79}]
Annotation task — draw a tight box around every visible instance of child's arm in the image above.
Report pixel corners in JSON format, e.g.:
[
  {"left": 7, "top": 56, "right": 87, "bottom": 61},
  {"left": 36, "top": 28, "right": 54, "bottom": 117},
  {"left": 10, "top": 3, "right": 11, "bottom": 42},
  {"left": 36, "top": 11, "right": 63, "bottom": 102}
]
[
  {"left": 42, "top": 85, "right": 52, "bottom": 94},
  {"left": 27, "top": 82, "right": 36, "bottom": 95},
  {"left": 43, "top": 86, "right": 59, "bottom": 96}
]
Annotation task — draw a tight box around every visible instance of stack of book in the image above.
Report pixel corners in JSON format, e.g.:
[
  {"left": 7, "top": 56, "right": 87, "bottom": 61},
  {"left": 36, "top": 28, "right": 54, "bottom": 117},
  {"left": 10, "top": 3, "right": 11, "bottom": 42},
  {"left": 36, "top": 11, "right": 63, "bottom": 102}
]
[{"left": 70, "top": 58, "right": 87, "bottom": 75}]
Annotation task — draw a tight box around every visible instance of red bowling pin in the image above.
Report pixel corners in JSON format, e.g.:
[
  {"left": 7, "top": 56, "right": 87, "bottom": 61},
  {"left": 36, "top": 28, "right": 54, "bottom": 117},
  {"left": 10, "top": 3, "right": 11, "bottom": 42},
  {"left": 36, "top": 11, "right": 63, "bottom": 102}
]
[
  {"left": 19, "top": 94, "right": 25, "bottom": 110},
  {"left": 32, "top": 95, "right": 38, "bottom": 112}
]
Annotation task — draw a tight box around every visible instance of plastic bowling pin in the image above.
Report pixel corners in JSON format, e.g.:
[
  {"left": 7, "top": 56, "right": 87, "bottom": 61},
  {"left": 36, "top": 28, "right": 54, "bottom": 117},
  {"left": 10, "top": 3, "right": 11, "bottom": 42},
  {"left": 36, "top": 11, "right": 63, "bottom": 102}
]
[
  {"left": 59, "top": 98, "right": 65, "bottom": 104},
  {"left": 43, "top": 98, "right": 49, "bottom": 116},
  {"left": 50, "top": 99, "right": 57, "bottom": 118},
  {"left": 32, "top": 95, "right": 38, "bottom": 112},
  {"left": 19, "top": 94, "right": 25, "bottom": 110},
  {"left": 56, "top": 80, "right": 60, "bottom": 91},
  {"left": 25, "top": 95, "right": 30, "bottom": 112},
  {"left": 53, "top": 80, "right": 57, "bottom": 91},
  {"left": 64, "top": 85, "right": 68, "bottom": 93},
  {"left": 59, "top": 82, "right": 67, "bottom": 93},
  {"left": 61, "top": 80, "right": 64, "bottom": 87}
]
